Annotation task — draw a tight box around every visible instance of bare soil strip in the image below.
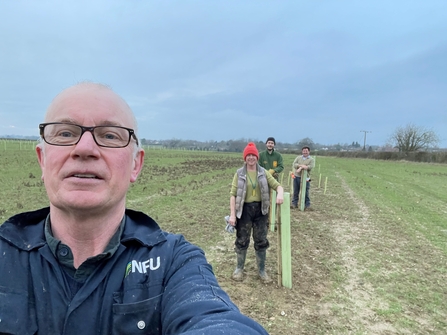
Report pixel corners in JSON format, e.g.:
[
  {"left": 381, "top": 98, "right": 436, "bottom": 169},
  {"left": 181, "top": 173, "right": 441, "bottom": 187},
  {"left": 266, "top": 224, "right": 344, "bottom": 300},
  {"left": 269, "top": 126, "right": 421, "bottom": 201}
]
[{"left": 331, "top": 172, "right": 398, "bottom": 334}]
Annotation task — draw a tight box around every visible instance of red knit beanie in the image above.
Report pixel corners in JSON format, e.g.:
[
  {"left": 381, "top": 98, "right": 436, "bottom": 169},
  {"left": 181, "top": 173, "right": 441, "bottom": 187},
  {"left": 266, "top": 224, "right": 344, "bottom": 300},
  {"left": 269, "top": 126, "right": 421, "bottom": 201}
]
[{"left": 243, "top": 142, "right": 259, "bottom": 160}]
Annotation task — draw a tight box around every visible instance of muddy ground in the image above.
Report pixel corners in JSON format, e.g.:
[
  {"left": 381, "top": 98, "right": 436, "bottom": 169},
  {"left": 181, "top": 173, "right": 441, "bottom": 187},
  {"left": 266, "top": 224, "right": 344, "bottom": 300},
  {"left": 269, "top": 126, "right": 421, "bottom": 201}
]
[{"left": 199, "top": 176, "right": 401, "bottom": 334}]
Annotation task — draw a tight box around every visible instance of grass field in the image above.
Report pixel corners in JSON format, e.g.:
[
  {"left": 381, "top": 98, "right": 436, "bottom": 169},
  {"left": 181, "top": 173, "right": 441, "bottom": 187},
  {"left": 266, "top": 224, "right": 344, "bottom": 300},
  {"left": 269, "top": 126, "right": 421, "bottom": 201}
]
[{"left": 1, "top": 144, "right": 446, "bottom": 334}]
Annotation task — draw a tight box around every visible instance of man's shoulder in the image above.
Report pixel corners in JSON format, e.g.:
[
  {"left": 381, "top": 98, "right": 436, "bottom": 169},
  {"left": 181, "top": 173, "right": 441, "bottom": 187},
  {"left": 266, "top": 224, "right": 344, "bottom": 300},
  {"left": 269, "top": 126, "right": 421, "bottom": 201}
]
[
  {"left": 122, "top": 210, "right": 203, "bottom": 254},
  {"left": 259, "top": 149, "right": 282, "bottom": 159},
  {"left": 123, "top": 213, "right": 205, "bottom": 266},
  {"left": 1, "top": 207, "right": 49, "bottom": 226},
  {"left": 272, "top": 150, "right": 283, "bottom": 157},
  {"left": 0, "top": 208, "right": 48, "bottom": 250},
  {"left": 122, "top": 209, "right": 167, "bottom": 246}
]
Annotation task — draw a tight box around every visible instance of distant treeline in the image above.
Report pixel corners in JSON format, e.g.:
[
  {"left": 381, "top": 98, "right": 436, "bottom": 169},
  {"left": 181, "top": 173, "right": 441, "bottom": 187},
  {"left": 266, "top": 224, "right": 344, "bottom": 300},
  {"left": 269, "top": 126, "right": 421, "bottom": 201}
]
[
  {"left": 314, "top": 150, "right": 447, "bottom": 164},
  {"left": 2, "top": 138, "right": 446, "bottom": 164}
]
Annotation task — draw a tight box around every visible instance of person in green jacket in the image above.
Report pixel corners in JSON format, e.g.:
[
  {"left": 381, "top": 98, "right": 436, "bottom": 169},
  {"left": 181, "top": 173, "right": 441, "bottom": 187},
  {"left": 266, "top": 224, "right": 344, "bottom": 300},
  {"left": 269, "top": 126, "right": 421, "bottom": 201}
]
[{"left": 258, "top": 137, "right": 284, "bottom": 180}]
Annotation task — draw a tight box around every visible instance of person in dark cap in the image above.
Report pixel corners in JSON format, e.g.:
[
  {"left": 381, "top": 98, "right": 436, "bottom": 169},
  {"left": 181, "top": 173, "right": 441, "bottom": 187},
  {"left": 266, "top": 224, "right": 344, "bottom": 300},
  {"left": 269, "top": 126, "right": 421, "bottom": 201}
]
[
  {"left": 259, "top": 137, "right": 284, "bottom": 181},
  {"left": 228, "top": 142, "right": 284, "bottom": 283}
]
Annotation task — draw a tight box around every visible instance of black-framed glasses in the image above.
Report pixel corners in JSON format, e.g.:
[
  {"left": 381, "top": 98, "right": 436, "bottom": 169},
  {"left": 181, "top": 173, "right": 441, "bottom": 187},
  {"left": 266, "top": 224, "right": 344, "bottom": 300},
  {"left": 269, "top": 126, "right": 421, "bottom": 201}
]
[{"left": 39, "top": 122, "right": 139, "bottom": 148}]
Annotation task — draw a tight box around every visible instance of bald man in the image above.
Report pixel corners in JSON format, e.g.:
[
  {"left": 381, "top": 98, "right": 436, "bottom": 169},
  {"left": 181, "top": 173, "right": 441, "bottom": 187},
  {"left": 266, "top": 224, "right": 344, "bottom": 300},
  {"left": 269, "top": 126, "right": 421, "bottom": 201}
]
[{"left": 0, "top": 83, "right": 268, "bottom": 335}]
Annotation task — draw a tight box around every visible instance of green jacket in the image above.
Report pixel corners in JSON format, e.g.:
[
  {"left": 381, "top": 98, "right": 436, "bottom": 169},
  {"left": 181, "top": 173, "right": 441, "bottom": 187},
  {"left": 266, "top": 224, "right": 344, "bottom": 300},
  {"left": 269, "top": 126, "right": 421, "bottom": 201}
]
[{"left": 259, "top": 149, "right": 284, "bottom": 176}]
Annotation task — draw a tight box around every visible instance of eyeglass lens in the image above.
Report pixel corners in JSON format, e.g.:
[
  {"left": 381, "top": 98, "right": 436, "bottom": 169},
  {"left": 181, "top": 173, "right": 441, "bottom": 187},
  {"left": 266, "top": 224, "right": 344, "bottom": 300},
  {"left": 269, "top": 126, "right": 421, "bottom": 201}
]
[{"left": 43, "top": 124, "right": 131, "bottom": 147}]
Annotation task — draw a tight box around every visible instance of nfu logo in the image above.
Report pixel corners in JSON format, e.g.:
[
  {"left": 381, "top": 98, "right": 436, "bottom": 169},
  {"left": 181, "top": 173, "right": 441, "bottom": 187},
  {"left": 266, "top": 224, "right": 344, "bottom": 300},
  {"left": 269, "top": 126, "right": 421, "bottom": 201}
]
[{"left": 125, "top": 257, "right": 161, "bottom": 278}]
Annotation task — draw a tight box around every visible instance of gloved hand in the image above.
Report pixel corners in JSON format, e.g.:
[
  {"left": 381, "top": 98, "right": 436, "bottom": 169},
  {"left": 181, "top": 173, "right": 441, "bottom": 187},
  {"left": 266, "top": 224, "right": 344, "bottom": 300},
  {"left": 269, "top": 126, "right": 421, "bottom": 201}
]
[{"left": 268, "top": 169, "right": 275, "bottom": 175}]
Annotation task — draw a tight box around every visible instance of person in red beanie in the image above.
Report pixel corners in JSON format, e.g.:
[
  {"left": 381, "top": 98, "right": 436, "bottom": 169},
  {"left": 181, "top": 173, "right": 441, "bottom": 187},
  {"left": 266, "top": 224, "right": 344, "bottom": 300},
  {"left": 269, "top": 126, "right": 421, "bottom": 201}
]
[{"left": 228, "top": 142, "right": 284, "bottom": 283}]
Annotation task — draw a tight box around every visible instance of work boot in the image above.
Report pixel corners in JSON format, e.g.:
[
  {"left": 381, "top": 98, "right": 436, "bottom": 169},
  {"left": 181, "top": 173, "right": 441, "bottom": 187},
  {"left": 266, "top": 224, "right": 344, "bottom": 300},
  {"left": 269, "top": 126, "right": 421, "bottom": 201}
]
[
  {"left": 232, "top": 250, "right": 247, "bottom": 281},
  {"left": 255, "top": 250, "right": 272, "bottom": 283}
]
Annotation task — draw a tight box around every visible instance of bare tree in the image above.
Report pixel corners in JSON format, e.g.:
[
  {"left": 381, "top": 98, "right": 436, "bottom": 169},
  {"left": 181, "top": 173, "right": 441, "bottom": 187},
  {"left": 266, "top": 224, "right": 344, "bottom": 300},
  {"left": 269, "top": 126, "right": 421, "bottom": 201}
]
[
  {"left": 390, "top": 124, "right": 439, "bottom": 152},
  {"left": 296, "top": 137, "right": 315, "bottom": 150}
]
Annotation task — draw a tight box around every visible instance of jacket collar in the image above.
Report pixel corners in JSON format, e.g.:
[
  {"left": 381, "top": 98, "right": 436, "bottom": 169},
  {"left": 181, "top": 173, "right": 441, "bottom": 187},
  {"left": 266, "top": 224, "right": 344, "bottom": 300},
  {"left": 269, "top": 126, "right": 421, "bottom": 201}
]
[{"left": 0, "top": 207, "right": 166, "bottom": 251}]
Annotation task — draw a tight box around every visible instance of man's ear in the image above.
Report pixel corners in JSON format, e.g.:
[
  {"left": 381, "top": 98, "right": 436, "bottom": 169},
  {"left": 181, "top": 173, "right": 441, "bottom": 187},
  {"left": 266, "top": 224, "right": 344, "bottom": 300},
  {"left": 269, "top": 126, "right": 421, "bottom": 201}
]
[
  {"left": 130, "top": 149, "right": 145, "bottom": 183},
  {"left": 36, "top": 144, "right": 45, "bottom": 181}
]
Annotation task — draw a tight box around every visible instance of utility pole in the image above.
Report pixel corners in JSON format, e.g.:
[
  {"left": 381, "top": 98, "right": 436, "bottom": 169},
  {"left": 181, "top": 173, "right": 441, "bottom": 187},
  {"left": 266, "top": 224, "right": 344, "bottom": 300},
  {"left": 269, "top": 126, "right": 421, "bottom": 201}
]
[{"left": 360, "top": 130, "right": 371, "bottom": 151}]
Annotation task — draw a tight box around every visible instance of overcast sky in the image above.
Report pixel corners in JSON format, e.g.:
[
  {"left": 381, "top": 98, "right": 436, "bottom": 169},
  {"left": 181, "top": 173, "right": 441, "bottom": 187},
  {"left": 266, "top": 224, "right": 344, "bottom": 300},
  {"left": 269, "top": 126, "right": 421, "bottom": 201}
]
[{"left": 1, "top": 1, "right": 446, "bottom": 147}]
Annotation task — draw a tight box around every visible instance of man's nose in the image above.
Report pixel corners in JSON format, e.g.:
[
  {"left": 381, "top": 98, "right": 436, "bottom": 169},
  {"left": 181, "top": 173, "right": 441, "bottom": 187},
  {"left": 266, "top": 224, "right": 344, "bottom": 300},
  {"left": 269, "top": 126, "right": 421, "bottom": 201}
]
[
  {"left": 77, "top": 129, "right": 97, "bottom": 144},
  {"left": 71, "top": 130, "right": 101, "bottom": 155}
]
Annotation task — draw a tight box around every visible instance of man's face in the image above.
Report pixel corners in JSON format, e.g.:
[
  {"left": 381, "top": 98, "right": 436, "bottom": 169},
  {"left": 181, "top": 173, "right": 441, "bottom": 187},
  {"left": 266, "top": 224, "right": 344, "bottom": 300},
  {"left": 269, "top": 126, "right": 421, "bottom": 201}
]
[
  {"left": 266, "top": 140, "right": 275, "bottom": 151},
  {"left": 302, "top": 148, "right": 310, "bottom": 157},
  {"left": 36, "top": 85, "right": 144, "bottom": 214},
  {"left": 245, "top": 154, "right": 258, "bottom": 167}
]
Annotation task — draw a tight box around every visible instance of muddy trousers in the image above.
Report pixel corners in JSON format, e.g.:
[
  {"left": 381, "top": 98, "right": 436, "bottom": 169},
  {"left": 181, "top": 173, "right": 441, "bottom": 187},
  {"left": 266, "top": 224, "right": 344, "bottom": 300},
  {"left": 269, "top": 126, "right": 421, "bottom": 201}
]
[
  {"left": 233, "top": 202, "right": 271, "bottom": 282},
  {"left": 234, "top": 202, "right": 270, "bottom": 253},
  {"left": 292, "top": 176, "right": 310, "bottom": 207}
]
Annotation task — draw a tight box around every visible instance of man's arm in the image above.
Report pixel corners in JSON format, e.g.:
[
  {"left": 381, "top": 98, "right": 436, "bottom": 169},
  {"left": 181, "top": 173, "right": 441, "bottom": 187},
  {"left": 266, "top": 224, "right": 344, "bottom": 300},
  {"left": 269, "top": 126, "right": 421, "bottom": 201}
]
[
  {"left": 292, "top": 156, "right": 300, "bottom": 170},
  {"left": 299, "top": 157, "right": 315, "bottom": 171},
  {"left": 274, "top": 185, "right": 284, "bottom": 204},
  {"left": 266, "top": 174, "right": 284, "bottom": 204},
  {"left": 161, "top": 236, "right": 269, "bottom": 334}
]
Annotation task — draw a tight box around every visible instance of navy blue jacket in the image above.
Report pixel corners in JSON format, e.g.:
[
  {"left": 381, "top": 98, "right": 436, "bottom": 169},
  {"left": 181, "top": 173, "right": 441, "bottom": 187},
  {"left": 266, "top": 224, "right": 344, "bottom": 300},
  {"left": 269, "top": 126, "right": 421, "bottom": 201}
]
[{"left": 0, "top": 208, "right": 268, "bottom": 335}]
